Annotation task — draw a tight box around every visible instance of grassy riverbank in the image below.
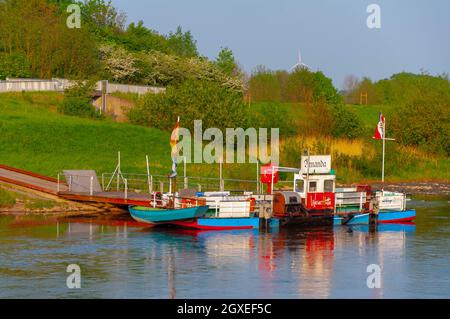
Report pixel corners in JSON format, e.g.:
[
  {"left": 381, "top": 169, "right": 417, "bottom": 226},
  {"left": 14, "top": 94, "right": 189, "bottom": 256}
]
[
  {"left": 0, "top": 92, "right": 254, "bottom": 183},
  {"left": 0, "top": 187, "right": 16, "bottom": 207},
  {"left": 0, "top": 93, "right": 449, "bottom": 187},
  {"left": 0, "top": 92, "right": 171, "bottom": 175},
  {"left": 250, "top": 101, "right": 450, "bottom": 184},
  {"left": 0, "top": 185, "right": 58, "bottom": 211}
]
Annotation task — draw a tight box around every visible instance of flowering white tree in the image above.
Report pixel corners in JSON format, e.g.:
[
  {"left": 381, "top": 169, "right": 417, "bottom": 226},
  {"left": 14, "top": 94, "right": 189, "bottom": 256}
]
[{"left": 99, "top": 45, "right": 139, "bottom": 82}]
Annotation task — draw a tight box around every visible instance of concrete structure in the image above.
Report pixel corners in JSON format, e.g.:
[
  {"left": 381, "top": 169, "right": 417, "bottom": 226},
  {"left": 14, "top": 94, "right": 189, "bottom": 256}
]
[{"left": 0, "top": 78, "right": 165, "bottom": 95}]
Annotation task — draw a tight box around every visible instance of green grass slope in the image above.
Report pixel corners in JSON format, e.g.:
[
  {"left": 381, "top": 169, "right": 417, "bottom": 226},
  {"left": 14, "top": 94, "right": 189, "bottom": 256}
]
[
  {"left": 0, "top": 93, "right": 171, "bottom": 177},
  {"left": 0, "top": 94, "right": 448, "bottom": 187},
  {"left": 0, "top": 93, "right": 259, "bottom": 188}
]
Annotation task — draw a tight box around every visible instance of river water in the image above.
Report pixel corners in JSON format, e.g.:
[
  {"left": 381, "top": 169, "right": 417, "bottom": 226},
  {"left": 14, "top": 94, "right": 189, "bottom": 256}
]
[{"left": 0, "top": 198, "right": 448, "bottom": 299}]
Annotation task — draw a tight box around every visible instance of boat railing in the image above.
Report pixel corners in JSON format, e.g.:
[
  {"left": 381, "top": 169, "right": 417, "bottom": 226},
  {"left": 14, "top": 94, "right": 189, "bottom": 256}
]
[
  {"left": 334, "top": 191, "right": 374, "bottom": 213},
  {"left": 171, "top": 195, "right": 257, "bottom": 218},
  {"left": 58, "top": 171, "right": 261, "bottom": 196},
  {"left": 98, "top": 172, "right": 260, "bottom": 194}
]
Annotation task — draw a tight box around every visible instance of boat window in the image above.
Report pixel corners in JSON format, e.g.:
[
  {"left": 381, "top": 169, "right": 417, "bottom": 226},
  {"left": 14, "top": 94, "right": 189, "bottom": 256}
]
[
  {"left": 295, "top": 180, "right": 304, "bottom": 193},
  {"left": 324, "top": 180, "right": 334, "bottom": 192},
  {"left": 309, "top": 181, "right": 317, "bottom": 192}
]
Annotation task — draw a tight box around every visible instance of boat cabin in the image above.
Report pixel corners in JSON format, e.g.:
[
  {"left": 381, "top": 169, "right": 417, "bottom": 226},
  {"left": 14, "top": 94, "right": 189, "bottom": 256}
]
[
  {"left": 293, "top": 172, "right": 336, "bottom": 211},
  {"left": 293, "top": 155, "right": 336, "bottom": 211}
]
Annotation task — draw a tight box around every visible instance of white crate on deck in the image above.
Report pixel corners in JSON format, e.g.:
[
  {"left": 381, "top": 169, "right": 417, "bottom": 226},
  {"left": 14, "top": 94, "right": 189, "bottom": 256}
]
[
  {"left": 217, "top": 200, "right": 251, "bottom": 218},
  {"left": 376, "top": 191, "right": 406, "bottom": 211}
]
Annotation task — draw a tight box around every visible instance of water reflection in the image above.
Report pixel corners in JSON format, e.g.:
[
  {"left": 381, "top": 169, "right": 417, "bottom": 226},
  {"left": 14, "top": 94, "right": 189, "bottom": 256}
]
[{"left": 0, "top": 199, "right": 448, "bottom": 298}]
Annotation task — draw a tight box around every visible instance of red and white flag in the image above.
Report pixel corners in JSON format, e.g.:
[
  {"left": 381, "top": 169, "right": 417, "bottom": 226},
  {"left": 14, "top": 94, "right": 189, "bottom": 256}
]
[{"left": 373, "top": 112, "right": 385, "bottom": 140}]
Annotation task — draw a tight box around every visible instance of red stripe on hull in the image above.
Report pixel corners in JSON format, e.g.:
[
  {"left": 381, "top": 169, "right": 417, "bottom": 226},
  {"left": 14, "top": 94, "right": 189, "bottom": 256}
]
[
  {"left": 171, "top": 221, "right": 253, "bottom": 230},
  {"left": 378, "top": 216, "right": 416, "bottom": 224}
]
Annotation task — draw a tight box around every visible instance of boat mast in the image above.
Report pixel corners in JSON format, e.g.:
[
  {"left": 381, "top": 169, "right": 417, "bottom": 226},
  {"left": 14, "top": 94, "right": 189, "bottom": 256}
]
[
  {"left": 381, "top": 117, "right": 395, "bottom": 187},
  {"left": 382, "top": 129, "right": 386, "bottom": 184}
]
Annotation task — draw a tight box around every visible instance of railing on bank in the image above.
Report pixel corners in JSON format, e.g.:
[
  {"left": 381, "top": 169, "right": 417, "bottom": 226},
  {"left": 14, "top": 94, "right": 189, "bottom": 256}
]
[
  {"left": 0, "top": 78, "right": 165, "bottom": 95},
  {"left": 57, "top": 172, "right": 263, "bottom": 199},
  {"left": 56, "top": 169, "right": 299, "bottom": 203}
]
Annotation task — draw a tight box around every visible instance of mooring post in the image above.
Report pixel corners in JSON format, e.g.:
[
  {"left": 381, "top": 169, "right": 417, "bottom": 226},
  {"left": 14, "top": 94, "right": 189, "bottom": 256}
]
[
  {"left": 90, "top": 176, "right": 94, "bottom": 196},
  {"left": 117, "top": 151, "right": 121, "bottom": 192},
  {"left": 184, "top": 156, "right": 188, "bottom": 189},
  {"left": 101, "top": 80, "right": 108, "bottom": 114},
  {"left": 124, "top": 179, "right": 128, "bottom": 200},
  {"left": 146, "top": 155, "right": 151, "bottom": 194},
  {"left": 215, "top": 200, "right": 219, "bottom": 217},
  {"left": 360, "top": 192, "right": 363, "bottom": 210},
  {"left": 57, "top": 173, "right": 60, "bottom": 193},
  {"left": 219, "top": 159, "right": 224, "bottom": 192},
  {"left": 160, "top": 181, "right": 164, "bottom": 193},
  {"left": 69, "top": 175, "right": 72, "bottom": 192},
  {"left": 256, "top": 161, "right": 259, "bottom": 194}
]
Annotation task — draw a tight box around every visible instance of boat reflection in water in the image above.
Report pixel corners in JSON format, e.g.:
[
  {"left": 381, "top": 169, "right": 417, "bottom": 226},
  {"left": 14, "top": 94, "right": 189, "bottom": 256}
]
[
  {"left": 60, "top": 218, "right": 416, "bottom": 299},
  {"left": 0, "top": 213, "right": 420, "bottom": 298}
]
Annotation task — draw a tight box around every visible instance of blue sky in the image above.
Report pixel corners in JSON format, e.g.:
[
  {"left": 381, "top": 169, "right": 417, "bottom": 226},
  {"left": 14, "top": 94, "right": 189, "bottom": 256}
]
[{"left": 111, "top": 0, "right": 450, "bottom": 88}]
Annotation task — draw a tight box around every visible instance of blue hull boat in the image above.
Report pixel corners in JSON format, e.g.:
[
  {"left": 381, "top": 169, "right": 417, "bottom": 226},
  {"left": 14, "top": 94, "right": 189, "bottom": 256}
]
[
  {"left": 378, "top": 209, "right": 416, "bottom": 223},
  {"left": 333, "top": 209, "right": 416, "bottom": 225},
  {"left": 171, "top": 217, "right": 262, "bottom": 230},
  {"left": 129, "top": 205, "right": 209, "bottom": 225},
  {"left": 334, "top": 213, "right": 370, "bottom": 225}
]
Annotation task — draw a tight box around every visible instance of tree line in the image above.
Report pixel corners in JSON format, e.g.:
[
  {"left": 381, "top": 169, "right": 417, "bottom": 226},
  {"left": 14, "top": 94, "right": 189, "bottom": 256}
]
[
  {"left": 1, "top": 0, "right": 447, "bottom": 156},
  {"left": 0, "top": 0, "right": 238, "bottom": 87},
  {"left": 343, "top": 72, "right": 450, "bottom": 155}
]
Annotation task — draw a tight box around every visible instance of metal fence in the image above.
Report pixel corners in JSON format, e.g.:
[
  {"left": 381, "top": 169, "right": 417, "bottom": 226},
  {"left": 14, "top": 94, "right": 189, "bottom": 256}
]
[
  {"left": 0, "top": 78, "right": 65, "bottom": 92},
  {"left": 58, "top": 171, "right": 262, "bottom": 196},
  {"left": 99, "top": 172, "right": 260, "bottom": 194},
  {"left": 0, "top": 78, "right": 164, "bottom": 95}
]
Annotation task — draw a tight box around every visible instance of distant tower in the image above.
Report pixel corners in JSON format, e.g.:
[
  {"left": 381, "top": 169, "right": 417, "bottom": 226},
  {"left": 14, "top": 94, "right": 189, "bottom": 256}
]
[{"left": 290, "top": 50, "right": 310, "bottom": 71}]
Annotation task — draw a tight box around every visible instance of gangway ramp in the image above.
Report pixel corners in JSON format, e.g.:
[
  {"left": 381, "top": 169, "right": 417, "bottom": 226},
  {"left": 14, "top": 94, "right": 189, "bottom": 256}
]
[
  {"left": 0, "top": 164, "right": 66, "bottom": 194},
  {"left": 0, "top": 165, "right": 152, "bottom": 208}
]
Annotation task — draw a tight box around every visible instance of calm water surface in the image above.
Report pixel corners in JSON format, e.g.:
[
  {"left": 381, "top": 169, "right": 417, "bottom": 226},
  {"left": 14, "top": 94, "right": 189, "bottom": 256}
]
[{"left": 0, "top": 198, "right": 449, "bottom": 299}]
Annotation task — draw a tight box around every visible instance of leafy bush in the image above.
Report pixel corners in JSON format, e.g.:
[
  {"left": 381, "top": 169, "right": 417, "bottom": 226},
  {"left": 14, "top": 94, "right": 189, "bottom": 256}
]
[
  {"left": 248, "top": 67, "right": 282, "bottom": 102},
  {"left": 331, "top": 104, "right": 364, "bottom": 139},
  {"left": 99, "top": 45, "right": 139, "bottom": 83},
  {"left": 249, "top": 67, "right": 343, "bottom": 106},
  {"left": 0, "top": 53, "right": 31, "bottom": 79},
  {"left": 390, "top": 86, "right": 450, "bottom": 155},
  {"left": 58, "top": 80, "right": 102, "bottom": 119},
  {"left": 215, "top": 47, "right": 238, "bottom": 76},
  {"left": 166, "top": 26, "right": 198, "bottom": 57},
  {"left": 246, "top": 102, "right": 296, "bottom": 136},
  {"left": 128, "top": 80, "right": 247, "bottom": 132}
]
